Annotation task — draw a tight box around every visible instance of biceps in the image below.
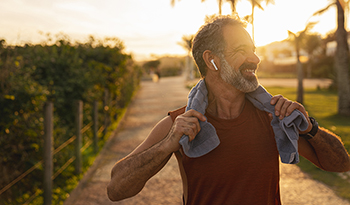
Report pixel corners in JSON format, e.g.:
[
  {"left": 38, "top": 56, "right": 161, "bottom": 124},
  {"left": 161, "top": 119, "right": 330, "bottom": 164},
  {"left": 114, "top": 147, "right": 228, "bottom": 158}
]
[{"left": 128, "top": 116, "right": 173, "bottom": 157}]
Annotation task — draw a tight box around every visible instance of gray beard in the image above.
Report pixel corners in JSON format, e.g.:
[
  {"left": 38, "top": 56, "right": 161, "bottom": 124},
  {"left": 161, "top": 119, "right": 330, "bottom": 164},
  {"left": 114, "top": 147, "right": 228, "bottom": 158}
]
[{"left": 220, "top": 59, "right": 259, "bottom": 93}]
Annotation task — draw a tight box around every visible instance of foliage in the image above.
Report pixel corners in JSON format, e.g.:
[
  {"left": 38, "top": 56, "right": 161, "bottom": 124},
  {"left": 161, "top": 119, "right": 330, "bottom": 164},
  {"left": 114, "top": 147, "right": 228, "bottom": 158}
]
[
  {"left": 313, "top": 0, "right": 350, "bottom": 116},
  {"left": 312, "top": 55, "right": 336, "bottom": 79},
  {"left": 142, "top": 60, "right": 161, "bottom": 74},
  {"left": 177, "top": 35, "right": 193, "bottom": 54},
  {"left": 160, "top": 66, "right": 183, "bottom": 77},
  {"left": 0, "top": 34, "right": 141, "bottom": 204}
]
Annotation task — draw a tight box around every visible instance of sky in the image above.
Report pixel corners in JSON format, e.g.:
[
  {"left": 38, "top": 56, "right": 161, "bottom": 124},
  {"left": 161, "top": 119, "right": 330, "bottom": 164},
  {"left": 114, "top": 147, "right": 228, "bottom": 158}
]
[{"left": 0, "top": 0, "right": 345, "bottom": 61}]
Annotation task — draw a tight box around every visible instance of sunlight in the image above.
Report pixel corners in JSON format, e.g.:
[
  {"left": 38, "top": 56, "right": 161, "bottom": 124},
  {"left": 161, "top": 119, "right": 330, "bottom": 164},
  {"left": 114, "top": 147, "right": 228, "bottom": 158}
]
[
  {"left": 219, "top": 0, "right": 341, "bottom": 47},
  {"left": 0, "top": 0, "right": 349, "bottom": 61}
]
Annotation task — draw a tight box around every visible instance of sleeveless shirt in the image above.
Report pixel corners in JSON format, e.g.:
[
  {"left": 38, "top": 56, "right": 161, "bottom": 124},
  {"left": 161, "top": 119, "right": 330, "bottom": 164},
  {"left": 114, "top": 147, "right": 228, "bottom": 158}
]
[{"left": 168, "top": 100, "right": 281, "bottom": 205}]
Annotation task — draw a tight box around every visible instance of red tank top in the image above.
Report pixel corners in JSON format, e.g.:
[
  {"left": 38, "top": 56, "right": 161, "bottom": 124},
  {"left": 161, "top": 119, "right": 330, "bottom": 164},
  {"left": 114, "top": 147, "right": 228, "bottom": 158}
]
[{"left": 169, "top": 101, "right": 281, "bottom": 205}]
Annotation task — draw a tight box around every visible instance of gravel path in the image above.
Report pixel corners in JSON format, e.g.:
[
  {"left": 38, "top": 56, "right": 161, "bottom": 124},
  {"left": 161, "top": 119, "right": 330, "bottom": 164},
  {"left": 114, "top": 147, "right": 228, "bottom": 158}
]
[{"left": 63, "top": 76, "right": 349, "bottom": 205}]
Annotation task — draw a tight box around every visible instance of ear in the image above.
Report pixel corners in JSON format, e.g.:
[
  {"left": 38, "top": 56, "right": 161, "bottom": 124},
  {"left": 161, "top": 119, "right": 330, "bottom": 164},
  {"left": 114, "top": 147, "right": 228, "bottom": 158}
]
[{"left": 203, "top": 50, "right": 219, "bottom": 71}]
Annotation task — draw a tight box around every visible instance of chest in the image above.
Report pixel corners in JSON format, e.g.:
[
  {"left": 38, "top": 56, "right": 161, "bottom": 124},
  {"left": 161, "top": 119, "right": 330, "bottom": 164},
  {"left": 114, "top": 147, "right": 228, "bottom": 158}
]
[{"left": 182, "top": 111, "right": 279, "bottom": 178}]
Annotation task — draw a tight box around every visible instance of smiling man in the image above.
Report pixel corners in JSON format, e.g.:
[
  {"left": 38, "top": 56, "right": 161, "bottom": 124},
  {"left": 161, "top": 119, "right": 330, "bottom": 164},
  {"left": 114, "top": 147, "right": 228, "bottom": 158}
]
[{"left": 107, "top": 15, "right": 350, "bottom": 205}]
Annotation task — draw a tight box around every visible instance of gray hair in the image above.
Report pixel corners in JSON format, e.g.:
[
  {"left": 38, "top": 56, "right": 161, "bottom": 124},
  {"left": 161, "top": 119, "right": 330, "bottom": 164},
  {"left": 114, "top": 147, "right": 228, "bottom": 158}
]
[{"left": 192, "top": 15, "right": 247, "bottom": 77}]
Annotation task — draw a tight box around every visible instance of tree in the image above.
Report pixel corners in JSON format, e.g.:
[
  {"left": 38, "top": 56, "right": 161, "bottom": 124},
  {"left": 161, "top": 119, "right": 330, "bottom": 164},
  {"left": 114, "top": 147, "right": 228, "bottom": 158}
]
[
  {"left": 246, "top": 0, "right": 275, "bottom": 42},
  {"left": 313, "top": 0, "right": 350, "bottom": 116},
  {"left": 302, "top": 33, "right": 321, "bottom": 78},
  {"left": 287, "top": 22, "right": 317, "bottom": 104},
  {"left": 178, "top": 35, "right": 194, "bottom": 80},
  {"left": 143, "top": 60, "right": 161, "bottom": 74},
  {"left": 0, "top": 34, "right": 141, "bottom": 204},
  {"left": 171, "top": 0, "right": 274, "bottom": 42},
  {"left": 171, "top": 0, "right": 238, "bottom": 15}
]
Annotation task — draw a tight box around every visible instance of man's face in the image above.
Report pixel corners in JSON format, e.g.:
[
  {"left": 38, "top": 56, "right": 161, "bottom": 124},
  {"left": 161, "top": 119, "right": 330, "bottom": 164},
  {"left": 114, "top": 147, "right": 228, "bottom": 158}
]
[
  {"left": 220, "top": 58, "right": 259, "bottom": 93},
  {"left": 219, "top": 25, "right": 261, "bottom": 93}
]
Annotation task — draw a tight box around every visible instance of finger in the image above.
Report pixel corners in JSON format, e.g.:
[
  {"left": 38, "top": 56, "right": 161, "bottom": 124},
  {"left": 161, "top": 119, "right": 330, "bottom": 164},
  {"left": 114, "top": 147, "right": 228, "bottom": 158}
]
[
  {"left": 284, "top": 102, "right": 300, "bottom": 117},
  {"left": 270, "top": 95, "right": 283, "bottom": 105},
  {"left": 183, "top": 109, "right": 206, "bottom": 122},
  {"left": 280, "top": 100, "right": 292, "bottom": 119},
  {"left": 268, "top": 113, "right": 273, "bottom": 121},
  {"left": 187, "top": 118, "right": 201, "bottom": 137},
  {"left": 183, "top": 122, "right": 200, "bottom": 142},
  {"left": 273, "top": 96, "right": 286, "bottom": 116},
  {"left": 184, "top": 114, "right": 202, "bottom": 133},
  {"left": 175, "top": 115, "right": 201, "bottom": 139}
]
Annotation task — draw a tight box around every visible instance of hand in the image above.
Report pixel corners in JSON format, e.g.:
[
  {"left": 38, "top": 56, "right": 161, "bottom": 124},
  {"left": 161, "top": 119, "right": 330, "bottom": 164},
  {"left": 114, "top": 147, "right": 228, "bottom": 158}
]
[
  {"left": 164, "top": 109, "right": 206, "bottom": 152},
  {"left": 270, "top": 95, "right": 312, "bottom": 133}
]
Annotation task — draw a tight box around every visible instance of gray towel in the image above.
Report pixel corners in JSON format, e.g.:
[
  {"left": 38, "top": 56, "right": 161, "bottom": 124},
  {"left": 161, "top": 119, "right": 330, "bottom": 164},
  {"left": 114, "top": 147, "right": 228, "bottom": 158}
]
[
  {"left": 180, "top": 79, "right": 308, "bottom": 164},
  {"left": 246, "top": 86, "right": 309, "bottom": 164},
  {"left": 179, "top": 80, "right": 220, "bottom": 158}
]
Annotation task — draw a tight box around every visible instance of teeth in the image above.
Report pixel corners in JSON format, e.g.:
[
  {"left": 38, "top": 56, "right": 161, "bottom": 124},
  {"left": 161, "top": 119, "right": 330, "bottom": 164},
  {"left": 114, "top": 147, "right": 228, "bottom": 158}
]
[{"left": 245, "top": 69, "right": 255, "bottom": 73}]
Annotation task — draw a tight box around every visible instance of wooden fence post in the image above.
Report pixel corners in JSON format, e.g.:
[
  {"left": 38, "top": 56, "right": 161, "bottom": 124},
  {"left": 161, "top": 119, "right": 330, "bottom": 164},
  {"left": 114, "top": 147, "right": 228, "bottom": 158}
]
[
  {"left": 43, "top": 101, "right": 53, "bottom": 205},
  {"left": 93, "top": 100, "right": 98, "bottom": 154},
  {"left": 75, "top": 100, "right": 83, "bottom": 175},
  {"left": 103, "top": 88, "right": 109, "bottom": 136}
]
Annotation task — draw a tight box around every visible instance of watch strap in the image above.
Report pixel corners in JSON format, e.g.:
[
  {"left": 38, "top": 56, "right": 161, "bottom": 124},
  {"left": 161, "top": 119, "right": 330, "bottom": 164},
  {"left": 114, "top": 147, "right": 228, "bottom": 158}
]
[{"left": 299, "top": 117, "right": 318, "bottom": 140}]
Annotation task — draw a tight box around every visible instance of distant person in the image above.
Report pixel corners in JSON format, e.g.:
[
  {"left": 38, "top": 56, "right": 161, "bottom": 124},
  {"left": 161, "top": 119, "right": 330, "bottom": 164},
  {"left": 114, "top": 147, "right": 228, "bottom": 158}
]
[
  {"left": 150, "top": 68, "right": 160, "bottom": 83},
  {"left": 107, "top": 15, "right": 350, "bottom": 204},
  {"left": 155, "top": 68, "right": 161, "bottom": 82}
]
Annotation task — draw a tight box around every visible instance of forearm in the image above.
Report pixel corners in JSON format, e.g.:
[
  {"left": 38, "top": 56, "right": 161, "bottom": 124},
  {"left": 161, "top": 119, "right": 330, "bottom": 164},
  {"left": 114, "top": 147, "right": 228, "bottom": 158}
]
[
  {"left": 107, "top": 139, "right": 172, "bottom": 201},
  {"left": 307, "top": 127, "right": 350, "bottom": 172}
]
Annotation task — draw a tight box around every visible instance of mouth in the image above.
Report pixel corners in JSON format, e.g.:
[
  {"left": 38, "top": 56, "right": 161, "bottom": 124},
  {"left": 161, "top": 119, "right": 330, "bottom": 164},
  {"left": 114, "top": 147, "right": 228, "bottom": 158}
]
[
  {"left": 242, "top": 69, "right": 256, "bottom": 76},
  {"left": 239, "top": 63, "right": 258, "bottom": 76}
]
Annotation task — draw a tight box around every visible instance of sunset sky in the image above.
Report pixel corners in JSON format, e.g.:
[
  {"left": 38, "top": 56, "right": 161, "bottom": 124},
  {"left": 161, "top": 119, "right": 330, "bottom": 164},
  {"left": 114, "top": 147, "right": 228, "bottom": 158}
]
[{"left": 0, "top": 0, "right": 345, "bottom": 61}]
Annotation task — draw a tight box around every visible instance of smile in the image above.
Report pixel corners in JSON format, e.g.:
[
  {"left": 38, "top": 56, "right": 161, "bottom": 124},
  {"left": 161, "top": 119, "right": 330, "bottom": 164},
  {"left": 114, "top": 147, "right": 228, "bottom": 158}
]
[{"left": 243, "top": 69, "right": 256, "bottom": 75}]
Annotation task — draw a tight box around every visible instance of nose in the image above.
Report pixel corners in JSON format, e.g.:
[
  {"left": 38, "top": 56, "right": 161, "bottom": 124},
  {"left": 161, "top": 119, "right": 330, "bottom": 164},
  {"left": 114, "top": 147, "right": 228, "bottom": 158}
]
[{"left": 247, "top": 52, "right": 261, "bottom": 65}]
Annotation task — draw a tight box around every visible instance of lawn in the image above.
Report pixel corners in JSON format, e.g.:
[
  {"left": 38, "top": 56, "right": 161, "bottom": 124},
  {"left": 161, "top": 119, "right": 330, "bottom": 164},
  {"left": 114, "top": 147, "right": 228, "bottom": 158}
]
[{"left": 266, "top": 86, "right": 350, "bottom": 201}]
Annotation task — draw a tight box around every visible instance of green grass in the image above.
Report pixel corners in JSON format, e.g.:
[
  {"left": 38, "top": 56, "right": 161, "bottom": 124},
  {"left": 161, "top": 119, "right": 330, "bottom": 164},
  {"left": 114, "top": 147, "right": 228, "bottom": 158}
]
[
  {"left": 266, "top": 86, "right": 350, "bottom": 201},
  {"left": 258, "top": 71, "right": 297, "bottom": 79}
]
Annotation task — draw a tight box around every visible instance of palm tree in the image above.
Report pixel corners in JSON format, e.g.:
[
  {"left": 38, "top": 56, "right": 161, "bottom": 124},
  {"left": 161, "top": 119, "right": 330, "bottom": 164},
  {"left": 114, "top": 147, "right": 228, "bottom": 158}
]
[
  {"left": 302, "top": 34, "right": 321, "bottom": 78},
  {"left": 171, "top": 0, "right": 237, "bottom": 14},
  {"left": 178, "top": 35, "right": 195, "bottom": 80},
  {"left": 288, "top": 22, "right": 317, "bottom": 104},
  {"left": 313, "top": 0, "right": 350, "bottom": 116},
  {"left": 244, "top": 0, "right": 275, "bottom": 42},
  {"left": 171, "top": 0, "right": 274, "bottom": 42}
]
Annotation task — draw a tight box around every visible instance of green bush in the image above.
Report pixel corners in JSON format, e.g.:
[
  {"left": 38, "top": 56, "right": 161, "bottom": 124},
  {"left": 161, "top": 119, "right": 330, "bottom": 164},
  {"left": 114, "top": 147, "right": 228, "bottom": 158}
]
[{"left": 0, "top": 35, "right": 141, "bottom": 204}]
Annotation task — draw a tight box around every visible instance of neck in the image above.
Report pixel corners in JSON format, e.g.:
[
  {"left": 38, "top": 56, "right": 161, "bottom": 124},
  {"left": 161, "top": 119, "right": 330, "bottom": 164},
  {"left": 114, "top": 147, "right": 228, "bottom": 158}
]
[{"left": 204, "top": 75, "right": 246, "bottom": 120}]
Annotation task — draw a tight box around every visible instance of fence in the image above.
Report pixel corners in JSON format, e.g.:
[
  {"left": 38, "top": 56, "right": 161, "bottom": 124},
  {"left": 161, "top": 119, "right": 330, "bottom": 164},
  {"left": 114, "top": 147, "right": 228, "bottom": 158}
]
[{"left": 0, "top": 98, "right": 114, "bottom": 205}]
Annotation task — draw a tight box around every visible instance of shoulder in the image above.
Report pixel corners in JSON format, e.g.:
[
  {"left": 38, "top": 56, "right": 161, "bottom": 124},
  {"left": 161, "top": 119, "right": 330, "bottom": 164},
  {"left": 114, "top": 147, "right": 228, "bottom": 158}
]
[
  {"left": 168, "top": 106, "right": 186, "bottom": 122},
  {"left": 128, "top": 108, "right": 186, "bottom": 157}
]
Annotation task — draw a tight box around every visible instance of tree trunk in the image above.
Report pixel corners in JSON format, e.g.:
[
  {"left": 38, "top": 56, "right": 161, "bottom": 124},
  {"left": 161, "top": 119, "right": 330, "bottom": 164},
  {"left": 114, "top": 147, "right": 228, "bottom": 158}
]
[
  {"left": 229, "top": 0, "right": 237, "bottom": 13},
  {"left": 251, "top": 1, "right": 255, "bottom": 42},
  {"left": 296, "top": 43, "right": 304, "bottom": 104},
  {"left": 307, "top": 54, "right": 313, "bottom": 78},
  {"left": 335, "top": 1, "right": 350, "bottom": 116},
  {"left": 218, "top": 0, "right": 222, "bottom": 15},
  {"left": 297, "top": 59, "right": 304, "bottom": 104}
]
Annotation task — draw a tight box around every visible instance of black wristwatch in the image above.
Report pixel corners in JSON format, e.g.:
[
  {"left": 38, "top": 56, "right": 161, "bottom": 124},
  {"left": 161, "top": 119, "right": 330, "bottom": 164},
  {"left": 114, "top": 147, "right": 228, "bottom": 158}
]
[{"left": 299, "top": 117, "right": 319, "bottom": 140}]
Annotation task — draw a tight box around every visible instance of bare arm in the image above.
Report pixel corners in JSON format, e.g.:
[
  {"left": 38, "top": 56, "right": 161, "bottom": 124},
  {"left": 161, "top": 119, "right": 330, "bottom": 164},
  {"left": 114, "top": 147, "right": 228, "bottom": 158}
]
[
  {"left": 107, "top": 110, "right": 205, "bottom": 201},
  {"left": 299, "top": 127, "right": 350, "bottom": 172},
  {"left": 271, "top": 95, "right": 350, "bottom": 172},
  {"left": 107, "top": 133, "right": 173, "bottom": 201}
]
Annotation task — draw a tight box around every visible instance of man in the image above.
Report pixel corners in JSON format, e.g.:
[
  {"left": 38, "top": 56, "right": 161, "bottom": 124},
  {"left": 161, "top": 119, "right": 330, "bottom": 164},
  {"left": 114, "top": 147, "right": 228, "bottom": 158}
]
[{"left": 107, "top": 15, "right": 350, "bottom": 204}]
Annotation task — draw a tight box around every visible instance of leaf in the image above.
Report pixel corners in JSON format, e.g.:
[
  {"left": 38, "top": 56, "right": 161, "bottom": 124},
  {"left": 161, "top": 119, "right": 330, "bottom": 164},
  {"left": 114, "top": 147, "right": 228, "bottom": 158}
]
[
  {"left": 313, "top": 2, "right": 336, "bottom": 16},
  {"left": 288, "top": 30, "right": 296, "bottom": 38},
  {"left": 4, "top": 95, "right": 15, "bottom": 100}
]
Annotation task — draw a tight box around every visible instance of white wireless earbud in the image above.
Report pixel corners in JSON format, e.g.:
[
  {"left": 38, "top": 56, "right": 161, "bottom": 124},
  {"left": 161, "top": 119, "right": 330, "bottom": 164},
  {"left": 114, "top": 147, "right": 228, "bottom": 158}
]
[{"left": 211, "top": 59, "right": 218, "bottom": 71}]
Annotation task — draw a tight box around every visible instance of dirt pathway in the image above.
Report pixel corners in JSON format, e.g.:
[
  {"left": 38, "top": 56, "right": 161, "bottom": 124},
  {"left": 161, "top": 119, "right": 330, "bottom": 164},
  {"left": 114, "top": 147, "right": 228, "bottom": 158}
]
[{"left": 64, "top": 76, "right": 349, "bottom": 205}]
